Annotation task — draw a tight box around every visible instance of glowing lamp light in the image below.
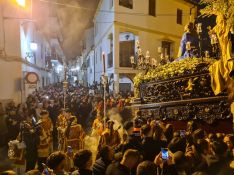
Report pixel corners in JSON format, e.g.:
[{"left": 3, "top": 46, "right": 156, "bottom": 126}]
[
  {"left": 16, "top": 0, "right": 26, "bottom": 7},
  {"left": 56, "top": 65, "right": 63, "bottom": 73},
  {"left": 30, "top": 42, "right": 38, "bottom": 51}
]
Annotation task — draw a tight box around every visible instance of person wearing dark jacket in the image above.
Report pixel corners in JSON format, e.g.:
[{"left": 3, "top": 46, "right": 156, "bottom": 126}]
[
  {"left": 118, "top": 121, "right": 143, "bottom": 154},
  {"left": 141, "top": 124, "right": 161, "bottom": 161},
  {"left": 136, "top": 161, "right": 157, "bottom": 175},
  {"left": 106, "top": 149, "right": 141, "bottom": 175},
  {"left": 72, "top": 149, "right": 92, "bottom": 175},
  {"left": 93, "top": 146, "right": 114, "bottom": 175},
  {"left": 21, "top": 121, "right": 40, "bottom": 172},
  {"left": 204, "top": 141, "right": 234, "bottom": 175}
]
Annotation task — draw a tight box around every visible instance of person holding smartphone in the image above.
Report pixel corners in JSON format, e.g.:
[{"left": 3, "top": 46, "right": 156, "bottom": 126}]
[
  {"left": 65, "top": 146, "right": 74, "bottom": 172},
  {"left": 154, "top": 148, "right": 173, "bottom": 169},
  {"left": 154, "top": 150, "right": 191, "bottom": 175}
]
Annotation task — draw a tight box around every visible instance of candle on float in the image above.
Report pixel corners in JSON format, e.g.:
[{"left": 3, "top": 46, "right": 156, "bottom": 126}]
[
  {"left": 130, "top": 56, "right": 135, "bottom": 64},
  {"left": 205, "top": 51, "right": 209, "bottom": 58},
  {"left": 138, "top": 48, "right": 142, "bottom": 55},
  {"left": 102, "top": 52, "right": 106, "bottom": 73},
  {"left": 211, "top": 37, "right": 214, "bottom": 45},
  {"left": 186, "top": 42, "right": 191, "bottom": 51},
  {"left": 146, "top": 51, "right": 150, "bottom": 64},
  {"left": 151, "top": 58, "right": 157, "bottom": 66},
  {"left": 214, "top": 35, "right": 218, "bottom": 44},
  {"left": 197, "top": 23, "right": 202, "bottom": 33},
  {"left": 160, "top": 53, "right": 164, "bottom": 60},
  {"left": 158, "top": 47, "right": 162, "bottom": 53},
  {"left": 146, "top": 50, "right": 150, "bottom": 58},
  {"left": 136, "top": 40, "right": 140, "bottom": 47}
]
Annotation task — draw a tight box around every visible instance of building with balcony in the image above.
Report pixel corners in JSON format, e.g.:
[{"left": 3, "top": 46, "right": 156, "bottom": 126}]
[
  {"left": 83, "top": 0, "right": 197, "bottom": 94},
  {"left": 0, "top": 0, "right": 64, "bottom": 104}
]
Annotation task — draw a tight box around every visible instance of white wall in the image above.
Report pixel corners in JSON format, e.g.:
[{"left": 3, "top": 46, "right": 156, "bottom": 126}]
[
  {"left": 0, "top": 0, "right": 58, "bottom": 103},
  {"left": 86, "top": 50, "right": 95, "bottom": 85},
  {"left": 94, "top": 0, "right": 114, "bottom": 46},
  {"left": 0, "top": 59, "right": 23, "bottom": 103}
]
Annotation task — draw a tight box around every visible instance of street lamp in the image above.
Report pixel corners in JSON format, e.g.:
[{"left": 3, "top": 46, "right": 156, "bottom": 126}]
[
  {"left": 16, "top": 0, "right": 26, "bottom": 7},
  {"left": 30, "top": 42, "right": 38, "bottom": 51}
]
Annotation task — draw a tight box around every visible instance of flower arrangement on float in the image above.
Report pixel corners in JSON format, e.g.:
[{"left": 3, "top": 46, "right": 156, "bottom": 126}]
[{"left": 133, "top": 57, "right": 216, "bottom": 97}]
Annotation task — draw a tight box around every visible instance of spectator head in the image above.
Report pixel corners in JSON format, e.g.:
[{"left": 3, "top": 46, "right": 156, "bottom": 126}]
[
  {"left": 164, "top": 124, "right": 174, "bottom": 141},
  {"left": 141, "top": 124, "right": 152, "bottom": 137},
  {"left": 168, "top": 137, "right": 186, "bottom": 153},
  {"left": 224, "top": 134, "right": 234, "bottom": 150},
  {"left": 121, "top": 149, "right": 141, "bottom": 169},
  {"left": 194, "top": 139, "right": 210, "bottom": 156},
  {"left": 107, "top": 120, "right": 115, "bottom": 131},
  {"left": 123, "top": 121, "right": 134, "bottom": 135},
  {"left": 136, "top": 110, "right": 142, "bottom": 117},
  {"left": 187, "top": 121, "right": 198, "bottom": 133},
  {"left": 136, "top": 161, "right": 157, "bottom": 175},
  {"left": 153, "top": 124, "right": 163, "bottom": 141},
  {"left": 193, "top": 129, "right": 205, "bottom": 143},
  {"left": 216, "top": 133, "right": 225, "bottom": 141},
  {"left": 65, "top": 108, "right": 71, "bottom": 114},
  {"left": 134, "top": 117, "right": 143, "bottom": 128},
  {"left": 46, "top": 151, "right": 66, "bottom": 171},
  {"left": 165, "top": 124, "right": 173, "bottom": 134},
  {"left": 96, "top": 145, "right": 114, "bottom": 162},
  {"left": 96, "top": 113, "right": 102, "bottom": 119},
  {"left": 210, "top": 141, "right": 228, "bottom": 156},
  {"left": 40, "top": 110, "right": 49, "bottom": 117},
  {"left": 173, "top": 131, "right": 180, "bottom": 138},
  {"left": 173, "top": 151, "right": 186, "bottom": 165},
  {"left": 74, "top": 149, "right": 92, "bottom": 170},
  {"left": 60, "top": 108, "right": 65, "bottom": 114},
  {"left": 208, "top": 133, "right": 218, "bottom": 143}
]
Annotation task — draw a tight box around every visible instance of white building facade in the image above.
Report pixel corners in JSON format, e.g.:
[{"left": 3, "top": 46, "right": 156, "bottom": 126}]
[
  {"left": 0, "top": 0, "right": 64, "bottom": 104},
  {"left": 83, "top": 0, "right": 197, "bottom": 94}
]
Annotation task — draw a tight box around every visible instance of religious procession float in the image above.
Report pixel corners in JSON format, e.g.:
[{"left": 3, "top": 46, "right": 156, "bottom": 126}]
[{"left": 131, "top": 0, "right": 234, "bottom": 133}]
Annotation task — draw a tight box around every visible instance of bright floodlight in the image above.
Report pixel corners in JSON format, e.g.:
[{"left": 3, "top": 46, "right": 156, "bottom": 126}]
[
  {"left": 16, "top": 0, "right": 26, "bottom": 7},
  {"left": 30, "top": 42, "right": 38, "bottom": 51}
]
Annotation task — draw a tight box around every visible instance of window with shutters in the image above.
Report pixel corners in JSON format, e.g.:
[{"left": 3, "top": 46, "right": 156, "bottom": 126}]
[
  {"left": 149, "top": 0, "right": 156, "bottom": 16},
  {"left": 119, "top": 0, "right": 133, "bottom": 9},
  {"left": 119, "top": 40, "right": 135, "bottom": 67},
  {"left": 177, "top": 9, "right": 183, "bottom": 25}
]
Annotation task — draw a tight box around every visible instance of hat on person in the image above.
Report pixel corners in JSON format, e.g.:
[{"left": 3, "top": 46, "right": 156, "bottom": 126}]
[{"left": 40, "top": 110, "right": 48, "bottom": 116}]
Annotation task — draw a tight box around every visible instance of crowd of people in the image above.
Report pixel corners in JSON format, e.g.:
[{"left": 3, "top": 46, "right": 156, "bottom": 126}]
[{"left": 0, "top": 83, "right": 234, "bottom": 175}]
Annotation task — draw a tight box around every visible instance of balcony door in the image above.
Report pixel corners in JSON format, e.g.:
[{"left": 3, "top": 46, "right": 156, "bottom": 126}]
[{"left": 119, "top": 40, "right": 135, "bottom": 67}]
